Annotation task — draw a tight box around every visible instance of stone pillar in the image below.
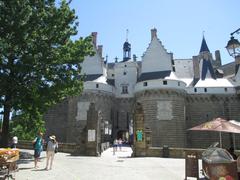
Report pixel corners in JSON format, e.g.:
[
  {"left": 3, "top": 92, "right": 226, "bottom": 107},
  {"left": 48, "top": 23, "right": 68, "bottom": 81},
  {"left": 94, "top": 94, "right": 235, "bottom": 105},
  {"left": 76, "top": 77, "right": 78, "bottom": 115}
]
[
  {"left": 133, "top": 102, "right": 146, "bottom": 157},
  {"left": 215, "top": 50, "right": 222, "bottom": 67},
  {"left": 85, "top": 103, "right": 99, "bottom": 156},
  {"left": 192, "top": 56, "right": 200, "bottom": 79},
  {"left": 97, "top": 45, "right": 103, "bottom": 58},
  {"left": 91, "top": 32, "right": 97, "bottom": 47}
]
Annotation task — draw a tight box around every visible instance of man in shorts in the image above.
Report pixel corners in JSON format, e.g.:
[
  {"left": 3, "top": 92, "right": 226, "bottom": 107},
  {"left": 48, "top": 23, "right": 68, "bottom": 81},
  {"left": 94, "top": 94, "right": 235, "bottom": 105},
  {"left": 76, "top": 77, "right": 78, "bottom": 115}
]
[{"left": 33, "top": 132, "right": 43, "bottom": 168}]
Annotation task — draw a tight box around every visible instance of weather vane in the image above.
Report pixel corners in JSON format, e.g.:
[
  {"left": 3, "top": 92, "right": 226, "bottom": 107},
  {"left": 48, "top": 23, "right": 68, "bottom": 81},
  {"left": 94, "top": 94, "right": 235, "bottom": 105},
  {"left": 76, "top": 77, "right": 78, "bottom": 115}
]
[{"left": 126, "top": 29, "right": 129, "bottom": 42}]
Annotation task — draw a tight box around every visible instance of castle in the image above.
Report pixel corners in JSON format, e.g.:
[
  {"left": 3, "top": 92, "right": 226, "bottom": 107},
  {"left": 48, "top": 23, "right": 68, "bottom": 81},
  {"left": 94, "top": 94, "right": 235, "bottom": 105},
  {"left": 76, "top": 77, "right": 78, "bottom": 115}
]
[{"left": 45, "top": 28, "right": 240, "bottom": 156}]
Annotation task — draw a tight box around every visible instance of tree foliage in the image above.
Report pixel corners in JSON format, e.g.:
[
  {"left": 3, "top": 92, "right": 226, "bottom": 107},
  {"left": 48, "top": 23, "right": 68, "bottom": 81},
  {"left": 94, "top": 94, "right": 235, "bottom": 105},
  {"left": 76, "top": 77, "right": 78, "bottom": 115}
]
[
  {"left": 10, "top": 112, "right": 46, "bottom": 141},
  {"left": 0, "top": 0, "right": 94, "bottom": 146}
]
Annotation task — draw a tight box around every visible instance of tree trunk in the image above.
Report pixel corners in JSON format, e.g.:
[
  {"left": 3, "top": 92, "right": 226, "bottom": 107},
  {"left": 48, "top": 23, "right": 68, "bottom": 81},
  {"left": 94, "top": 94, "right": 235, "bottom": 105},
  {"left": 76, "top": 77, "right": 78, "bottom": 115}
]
[{"left": 0, "top": 99, "right": 11, "bottom": 147}]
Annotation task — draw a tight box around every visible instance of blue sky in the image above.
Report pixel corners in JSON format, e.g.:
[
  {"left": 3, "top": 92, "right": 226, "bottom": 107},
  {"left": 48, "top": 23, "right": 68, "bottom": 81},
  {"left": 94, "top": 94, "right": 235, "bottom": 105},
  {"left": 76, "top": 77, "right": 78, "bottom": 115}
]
[{"left": 69, "top": 0, "right": 239, "bottom": 65}]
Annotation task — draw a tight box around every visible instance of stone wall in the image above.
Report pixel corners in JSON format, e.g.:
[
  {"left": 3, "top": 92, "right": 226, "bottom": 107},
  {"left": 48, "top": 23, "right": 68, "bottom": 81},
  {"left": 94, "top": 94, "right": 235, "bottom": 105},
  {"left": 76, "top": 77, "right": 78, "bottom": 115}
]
[
  {"left": 17, "top": 140, "right": 78, "bottom": 154},
  {"left": 186, "top": 94, "right": 240, "bottom": 149},
  {"left": 44, "top": 99, "right": 69, "bottom": 142},
  {"left": 135, "top": 89, "right": 187, "bottom": 148}
]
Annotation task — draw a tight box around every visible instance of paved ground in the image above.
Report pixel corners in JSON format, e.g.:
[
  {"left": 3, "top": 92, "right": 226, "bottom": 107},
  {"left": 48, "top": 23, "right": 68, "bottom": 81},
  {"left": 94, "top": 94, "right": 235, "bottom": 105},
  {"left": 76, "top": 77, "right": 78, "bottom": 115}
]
[{"left": 12, "top": 147, "right": 204, "bottom": 180}]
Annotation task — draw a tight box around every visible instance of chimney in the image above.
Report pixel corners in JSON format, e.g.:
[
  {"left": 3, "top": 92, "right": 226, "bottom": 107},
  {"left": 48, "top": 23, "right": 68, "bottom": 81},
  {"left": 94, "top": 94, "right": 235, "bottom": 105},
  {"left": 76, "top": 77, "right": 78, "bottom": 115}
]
[
  {"left": 91, "top": 32, "right": 97, "bottom": 47},
  {"left": 192, "top": 56, "right": 200, "bottom": 79},
  {"left": 215, "top": 50, "right": 222, "bottom": 67},
  {"left": 97, "top": 45, "right": 103, "bottom": 57},
  {"left": 151, "top": 28, "right": 157, "bottom": 40}
]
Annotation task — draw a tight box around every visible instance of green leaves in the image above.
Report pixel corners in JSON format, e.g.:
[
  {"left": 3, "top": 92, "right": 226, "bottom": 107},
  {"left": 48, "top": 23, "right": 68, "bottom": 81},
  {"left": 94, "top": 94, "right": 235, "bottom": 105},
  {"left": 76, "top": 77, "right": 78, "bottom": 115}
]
[
  {"left": 10, "top": 112, "right": 46, "bottom": 140},
  {"left": 0, "top": 0, "right": 94, "bottom": 143}
]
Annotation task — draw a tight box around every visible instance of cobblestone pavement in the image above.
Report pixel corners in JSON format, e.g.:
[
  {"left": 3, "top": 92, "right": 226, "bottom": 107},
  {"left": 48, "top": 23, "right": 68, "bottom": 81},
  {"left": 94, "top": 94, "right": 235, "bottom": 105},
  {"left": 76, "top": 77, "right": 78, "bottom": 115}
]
[{"left": 13, "top": 147, "right": 204, "bottom": 180}]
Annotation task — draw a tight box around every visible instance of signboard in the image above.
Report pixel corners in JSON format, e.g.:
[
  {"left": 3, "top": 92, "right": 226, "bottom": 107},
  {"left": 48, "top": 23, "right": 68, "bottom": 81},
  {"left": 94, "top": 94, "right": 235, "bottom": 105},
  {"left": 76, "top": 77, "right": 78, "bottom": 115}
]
[
  {"left": 156, "top": 101, "right": 173, "bottom": 120},
  {"left": 185, "top": 151, "right": 199, "bottom": 179},
  {"left": 136, "top": 130, "right": 143, "bottom": 141},
  {"left": 88, "top": 129, "right": 95, "bottom": 142},
  {"left": 75, "top": 102, "right": 90, "bottom": 121}
]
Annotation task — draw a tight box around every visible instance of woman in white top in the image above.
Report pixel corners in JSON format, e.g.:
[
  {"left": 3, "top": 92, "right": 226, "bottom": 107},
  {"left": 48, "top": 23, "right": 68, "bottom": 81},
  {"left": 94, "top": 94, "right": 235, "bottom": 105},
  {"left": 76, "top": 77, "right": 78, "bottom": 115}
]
[{"left": 45, "top": 135, "right": 58, "bottom": 170}]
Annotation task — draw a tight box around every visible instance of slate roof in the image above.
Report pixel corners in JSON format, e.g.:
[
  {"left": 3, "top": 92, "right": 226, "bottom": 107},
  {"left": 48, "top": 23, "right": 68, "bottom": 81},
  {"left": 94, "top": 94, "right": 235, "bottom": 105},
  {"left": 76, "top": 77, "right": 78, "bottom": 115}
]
[
  {"left": 107, "top": 79, "right": 115, "bottom": 86},
  {"left": 200, "top": 36, "right": 210, "bottom": 53},
  {"left": 201, "top": 59, "right": 216, "bottom": 80},
  {"left": 138, "top": 70, "right": 171, "bottom": 82},
  {"left": 82, "top": 74, "right": 103, "bottom": 81}
]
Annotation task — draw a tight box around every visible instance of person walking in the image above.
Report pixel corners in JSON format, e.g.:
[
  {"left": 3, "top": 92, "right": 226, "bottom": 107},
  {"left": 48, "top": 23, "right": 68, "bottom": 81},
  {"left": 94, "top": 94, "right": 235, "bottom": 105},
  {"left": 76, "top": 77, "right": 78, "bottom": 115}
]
[
  {"left": 45, "top": 135, "right": 58, "bottom": 170},
  {"left": 113, "top": 139, "right": 118, "bottom": 155},
  {"left": 118, "top": 138, "right": 123, "bottom": 151},
  {"left": 33, "top": 132, "right": 43, "bottom": 169},
  {"left": 11, "top": 136, "right": 18, "bottom": 148}
]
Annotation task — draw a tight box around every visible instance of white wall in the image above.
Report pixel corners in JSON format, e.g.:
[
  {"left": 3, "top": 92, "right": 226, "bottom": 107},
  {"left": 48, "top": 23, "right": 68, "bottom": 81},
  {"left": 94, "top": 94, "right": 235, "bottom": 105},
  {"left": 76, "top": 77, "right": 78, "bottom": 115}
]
[
  {"left": 134, "top": 79, "right": 186, "bottom": 93},
  {"left": 81, "top": 47, "right": 104, "bottom": 75},
  {"left": 114, "top": 61, "right": 138, "bottom": 98},
  {"left": 141, "top": 37, "right": 172, "bottom": 73},
  {"left": 84, "top": 81, "right": 115, "bottom": 94},
  {"left": 174, "top": 59, "right": 193, "bottom": 78},
  {"left": 187, "top": 87, "right": 235, "bottom": 94}
]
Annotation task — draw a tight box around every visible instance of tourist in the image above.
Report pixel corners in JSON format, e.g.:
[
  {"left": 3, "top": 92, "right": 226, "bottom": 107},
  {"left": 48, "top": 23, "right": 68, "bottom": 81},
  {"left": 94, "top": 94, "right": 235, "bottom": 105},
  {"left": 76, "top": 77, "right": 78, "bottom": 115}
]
[
  {"left": 11, "top": 136, "right": 18, "bottom": 148},
  {"left": 45, "top": 135, "right": 58, "bottom": 170},
  {"left": 32, "top": 132, "right": 43, "bottom": 169},
  {"left": 118, "top": 138, "right": 122, "bottom": 151},
  {"left": 113, "top": 139, "right": 118, "bottom": 155}
]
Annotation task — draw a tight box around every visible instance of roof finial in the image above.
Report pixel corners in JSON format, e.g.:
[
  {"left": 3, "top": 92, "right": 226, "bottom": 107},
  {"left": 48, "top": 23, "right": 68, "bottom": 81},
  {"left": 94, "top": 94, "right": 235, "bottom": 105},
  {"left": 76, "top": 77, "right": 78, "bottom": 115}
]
[
  {"left": 202, "top": 30, "right": 205, "bottom": 38},
  {"left": 126, "top": 29, "right": 129, "bottom": 42}
]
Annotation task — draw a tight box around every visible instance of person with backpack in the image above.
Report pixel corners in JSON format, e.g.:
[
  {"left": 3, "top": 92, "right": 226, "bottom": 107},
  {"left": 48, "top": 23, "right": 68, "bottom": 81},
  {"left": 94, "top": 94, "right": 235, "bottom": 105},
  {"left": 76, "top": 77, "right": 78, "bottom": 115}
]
[
  {"left": 32, "top": 132, "right": 43, "bottom": 169},
  {"left": 45, "top": 135, "right": 58, "bottom": 170}
]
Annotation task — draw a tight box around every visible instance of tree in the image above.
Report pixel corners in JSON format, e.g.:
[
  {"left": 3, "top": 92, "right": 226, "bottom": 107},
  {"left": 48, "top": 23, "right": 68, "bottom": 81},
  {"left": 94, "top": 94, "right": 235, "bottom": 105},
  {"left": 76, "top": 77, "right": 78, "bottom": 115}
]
[
  {"left": 0, "top": 0, "right": 94, "bottom": 146},
  {"left": 10, "top": 112, "right": 46, "bottom": 141}
]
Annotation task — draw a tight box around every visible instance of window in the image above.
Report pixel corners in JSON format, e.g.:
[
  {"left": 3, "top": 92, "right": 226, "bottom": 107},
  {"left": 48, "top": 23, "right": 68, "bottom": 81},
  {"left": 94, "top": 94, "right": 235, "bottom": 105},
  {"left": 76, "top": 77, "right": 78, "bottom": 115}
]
[
  {"left": 194, "top": 88, "right": 197, "bottom": 92},
  {"left": 112, "top": 74, "right": 114, "bottom": 77},
  {"left": 122, "top": 86, "right": 128, "bottom": 94},
  {"left": 163, "top": 80, "right": 167, "bottom": 85},
  {"left": 171, "top": 60, "right": 175, "bottom": 65},
  {"left": 124, "top": 64, "right": 127, "bottom": 67},
  {"left": 178, "top": 82, "right": 180, "bottom": 86},
  {"left": 224, "top": 88, "right": 228, "bottom": 92},
  {"left": 204, "top": 88, "right": 207, "bottom": 92},
  {"left": 123, "top": 71, "right": 127, "bottom": 75},
  {"left": 96, "top": 84, "right": 99, "bottom": 88},
  {"left": 143, "top": 82, "right": 148, "bottom": 86}
]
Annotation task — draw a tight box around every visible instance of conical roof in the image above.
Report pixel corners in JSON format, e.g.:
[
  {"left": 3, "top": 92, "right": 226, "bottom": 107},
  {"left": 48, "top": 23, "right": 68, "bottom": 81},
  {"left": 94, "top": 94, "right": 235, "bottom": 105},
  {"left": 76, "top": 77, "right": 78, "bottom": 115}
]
[{"left": 199, "top": 36, "right": 210, "bottom": 53}]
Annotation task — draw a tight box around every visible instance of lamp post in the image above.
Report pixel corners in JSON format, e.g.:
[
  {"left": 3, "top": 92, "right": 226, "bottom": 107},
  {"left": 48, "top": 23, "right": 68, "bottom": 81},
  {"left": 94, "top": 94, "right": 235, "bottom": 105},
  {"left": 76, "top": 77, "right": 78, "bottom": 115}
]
[
  {"left": 226, "top": 28, "right": 240, "bottom": 75},
  {"left": 225, "top": 28, "right": 240, "bottom": 149}
]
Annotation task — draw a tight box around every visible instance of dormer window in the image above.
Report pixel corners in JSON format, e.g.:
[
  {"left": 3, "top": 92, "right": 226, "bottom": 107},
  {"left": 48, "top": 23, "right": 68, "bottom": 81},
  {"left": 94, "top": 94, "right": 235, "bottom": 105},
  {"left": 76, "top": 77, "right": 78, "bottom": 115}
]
[{"left": 122, "top": 86, "right": 128, "bottom": 94}]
